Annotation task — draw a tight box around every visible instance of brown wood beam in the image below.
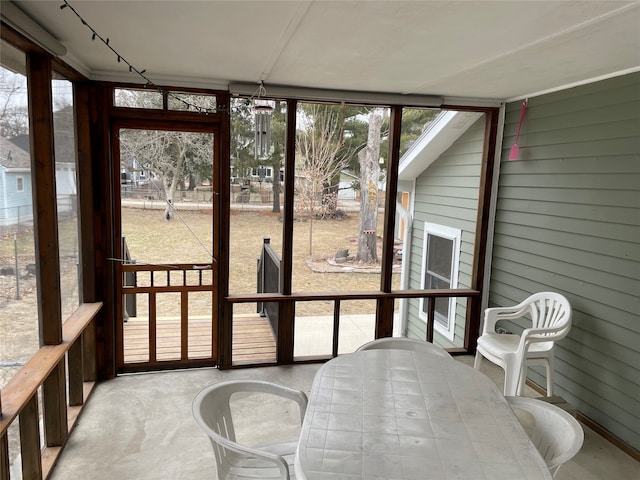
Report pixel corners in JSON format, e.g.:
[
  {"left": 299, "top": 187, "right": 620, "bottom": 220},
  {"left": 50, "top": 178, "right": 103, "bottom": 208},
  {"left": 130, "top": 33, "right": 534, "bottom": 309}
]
[
  {"left": 42, "top": 361, "right": 68, "bottom": 446},
  {"left": 19, "top": 396, "right": 42, "bottom": 479},
  {"left": 464, "top": 108, "right": 499, "bottom": 352},
  {"left": 68, "top": 339, "right": 84, "bottom": 406},
  {"left": 332, "top": 300, "right": 341, "bottom": 357},
  {"left": 271, "top": 100, "right": 298, "bottom": 365},
  {"left": 376, "top": 105, "right": 403, "bottom": 338},
  {"left": 380, "top": 105, "right": 402, "bottom": 293},
  {"left": 27, "top": 53, "right": 62, "bottom": 346},
  {"left": 93, "top": 84, "right": 117, "bottom": 380},
  {"left": 26, "top": 52, "right": 71, "bottom": 452},
  {"left": 181, "top": 291, "right": 189, "bottom": 360},
  {"left": 215, "top": 91, "right": 230, "bottom": 367},
  {"left": 281, "top": 100, "right": 297, "bottom": 295},
  {"left": 277, "top": 300, "right": 295, "bottom": 364},
  {"left": 228, "top": 288, "right": 479, "bottom": 303},
  {"left": 0, "top": 432, "right": 7, "bottom": 480},
  {"left": 74, "top": 82, "right": 99, "bottom": 383}
]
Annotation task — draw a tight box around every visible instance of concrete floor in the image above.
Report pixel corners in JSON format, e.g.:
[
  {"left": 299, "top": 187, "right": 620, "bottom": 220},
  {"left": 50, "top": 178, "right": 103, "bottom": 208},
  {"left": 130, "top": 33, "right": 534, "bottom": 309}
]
[{"left": 49, "top": 357, "right": 639, "bottom": 480}]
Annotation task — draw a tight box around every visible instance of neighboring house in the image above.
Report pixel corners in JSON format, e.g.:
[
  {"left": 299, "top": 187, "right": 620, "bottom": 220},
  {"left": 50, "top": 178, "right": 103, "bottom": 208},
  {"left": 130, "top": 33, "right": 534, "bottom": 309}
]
[
  {"left": 0, "top": 135, "right": 33, "bottom": 229},
  {"left": 0, "top": 133, "right": 78, "bottom": 225},
  {"left": 397, "top": 72, "right": 640, "bottom": 452},
  {"left": 121, "top": 156, "right": 150, "bottom": 186}
]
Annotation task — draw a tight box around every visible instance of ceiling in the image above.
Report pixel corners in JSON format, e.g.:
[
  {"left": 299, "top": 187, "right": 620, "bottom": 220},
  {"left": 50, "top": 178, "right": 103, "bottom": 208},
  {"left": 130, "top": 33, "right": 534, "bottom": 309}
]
[{"left": 4, "top": 0, "right": 640, "bottom": 103}]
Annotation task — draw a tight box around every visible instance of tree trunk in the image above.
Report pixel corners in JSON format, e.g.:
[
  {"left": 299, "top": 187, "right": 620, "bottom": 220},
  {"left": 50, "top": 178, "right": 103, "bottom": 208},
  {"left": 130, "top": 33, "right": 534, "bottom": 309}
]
[
  {"left": 164, "top": 138, "right": 187, "bottom": 221},
  {"left": 164, "top": 178, "right": 175, "bottom": 221},
  {"left": 356, "top": 111, "right": 382, "bottom": 263}
]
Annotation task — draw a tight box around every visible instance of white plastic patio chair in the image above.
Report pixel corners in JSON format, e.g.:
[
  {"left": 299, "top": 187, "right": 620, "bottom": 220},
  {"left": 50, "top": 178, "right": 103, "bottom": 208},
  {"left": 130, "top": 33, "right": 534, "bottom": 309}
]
[
  {"left": 192, "top": 380, "right": 308, "bottom": 480},
  {"left": 356, "top": 336, "right": 451, "bottom": 358},
  {"left": 474, "top": 292, "right": 572, "bottom": 396},
  {"left": 506, "top": 396, "right": 584, "bottom": 477}
]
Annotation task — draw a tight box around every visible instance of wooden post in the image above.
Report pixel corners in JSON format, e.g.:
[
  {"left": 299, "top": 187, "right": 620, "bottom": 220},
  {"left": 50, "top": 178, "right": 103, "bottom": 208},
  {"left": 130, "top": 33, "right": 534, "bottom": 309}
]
[
  {"left": 274, "top": 100, "right": 298, "bottom": 362},
  {"left": 1, "top": 430, "right": 8, "bottom": 480},
  {"left": 27, "top": 53, "right": 62, "bottom": 346},
  {"left": 426, "top": 297, "right": 436, "bottom": 343},
  {"left": 277, "top": 300, "right": 295, "bottom": 364},
  {"left": 332, "top": 300, "right": 341, "bottom": 357},
  {"left": 74, "top": 82, "right": 98, "bottom": 382},
  {"left": 68, "top": 340, "right": 84, "bottom": 406},
  {"left": 43, "top": 361, "right": 68, "bottom": 446},
  {"left": 27, "top": 52, "right": 69, "bottom": 450},
  {"left": 376, "top": 105, "right": 402, "bottom": 339},
  {"left": 20, "top": 396, "right": 43, "bottom": 479},
  {"left": 464, "top": 108, "right": 500, "bottom": 352}
]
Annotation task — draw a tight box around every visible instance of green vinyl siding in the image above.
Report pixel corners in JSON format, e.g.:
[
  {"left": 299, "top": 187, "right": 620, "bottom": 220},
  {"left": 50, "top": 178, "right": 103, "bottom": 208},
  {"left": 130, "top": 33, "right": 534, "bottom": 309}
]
[
  {"left": 490, "top": 72, "right": 640, "bottom": 451},
  {"left": 406, "top": 117, "right": 485, "bottom": 347}
]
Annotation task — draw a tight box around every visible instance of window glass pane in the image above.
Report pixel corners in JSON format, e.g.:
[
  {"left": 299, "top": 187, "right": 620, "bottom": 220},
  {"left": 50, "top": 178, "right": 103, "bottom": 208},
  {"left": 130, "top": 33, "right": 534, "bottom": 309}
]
[
  {"left": 426, "top": 234, "right": 453, "bottom": 278},
  {"left": 115, "top": 88, "right": 162, "bottom": 108},
  {"left": 168, "top": 92, "right": 216, "bottom": 112},
  {"left": 292, "top": 102, "right": 398, "bottom": 355},
  {"left": 228, "top": 97, "right": 285, "bottom": 365},
  {"left": 1, "top": 46, "right": 39, "bottom": 390},
  {"left": 53, "top": 74, "right": 80, "bottom": 317},
  {"left": 228, "top": 98, "right": 285, "bottom": 297},
  {"left": 119, "top": 128, "right": 214, "bottom": 265}
]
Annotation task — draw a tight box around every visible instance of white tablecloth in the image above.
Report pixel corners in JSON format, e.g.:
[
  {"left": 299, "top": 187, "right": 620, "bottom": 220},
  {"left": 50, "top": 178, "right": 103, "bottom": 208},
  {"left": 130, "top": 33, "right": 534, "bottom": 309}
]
[{"left": 295, "top": 349, "right": 552, "bottom": 479}]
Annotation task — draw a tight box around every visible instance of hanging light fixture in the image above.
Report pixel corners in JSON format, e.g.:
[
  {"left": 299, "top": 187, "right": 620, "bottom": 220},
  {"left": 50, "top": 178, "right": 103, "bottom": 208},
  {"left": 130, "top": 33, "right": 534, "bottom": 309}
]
[{"left": 254, "top": 82, "right": 273, "bottom": 159}]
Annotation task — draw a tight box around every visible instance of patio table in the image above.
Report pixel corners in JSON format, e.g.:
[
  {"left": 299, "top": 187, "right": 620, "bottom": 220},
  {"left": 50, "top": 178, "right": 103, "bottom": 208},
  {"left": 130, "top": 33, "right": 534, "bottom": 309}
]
[{"left": 295, "top": 348, "right": 552, "bottom": 479}]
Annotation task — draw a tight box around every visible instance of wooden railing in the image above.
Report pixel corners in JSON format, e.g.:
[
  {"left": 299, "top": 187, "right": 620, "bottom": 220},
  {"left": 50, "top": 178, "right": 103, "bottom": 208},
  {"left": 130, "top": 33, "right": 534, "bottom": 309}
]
[
  {"left": 119, "top": 262, "right": 215, "bottom": 371},
  {"left": 256, "top": 237, "right": 282, "bottom": 334},
  {"left": 225, "top": 289, "right": 480, "bottom": 366},
  {"left": 0, "top": 302, "right": 102, "bottom": 480}
]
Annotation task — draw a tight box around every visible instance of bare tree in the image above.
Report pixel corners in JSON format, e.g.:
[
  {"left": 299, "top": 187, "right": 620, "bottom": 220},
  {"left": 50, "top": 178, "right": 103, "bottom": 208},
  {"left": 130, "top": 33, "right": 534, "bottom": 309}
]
[
  {"left": 120, "top": 128, "right": 212, "bottom": 220},
  {"left": 356, "top": 110, "right": 383, "bottom": 263},
  {"left": 0, "top": 67, "right": 28, "bottom": 138},
  {"left": 296, "top": 104, "right": 352, "bottom": 254},
  {"left": 116, "top": 90, "right": 212, "bottom": 220}
]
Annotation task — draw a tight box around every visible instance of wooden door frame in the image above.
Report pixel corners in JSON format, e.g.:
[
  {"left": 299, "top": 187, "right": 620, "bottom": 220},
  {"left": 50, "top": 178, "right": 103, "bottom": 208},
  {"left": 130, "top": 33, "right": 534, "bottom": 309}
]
[{"left": 109, "top": 112, "right": 223, "bottom": 372}]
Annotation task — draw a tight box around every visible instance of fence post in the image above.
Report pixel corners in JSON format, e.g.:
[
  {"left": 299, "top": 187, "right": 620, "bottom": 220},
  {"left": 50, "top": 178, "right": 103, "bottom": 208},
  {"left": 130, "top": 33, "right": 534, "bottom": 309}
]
[{"left": 14, "top": 233, "right": 20, "bottom": 300}]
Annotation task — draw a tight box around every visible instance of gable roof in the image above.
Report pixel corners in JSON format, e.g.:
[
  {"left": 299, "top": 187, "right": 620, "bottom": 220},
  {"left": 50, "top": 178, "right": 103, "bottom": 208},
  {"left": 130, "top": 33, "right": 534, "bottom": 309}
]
[
  {"left": 0, "top": 135, "right": 31, "bottom": 170},
  {"left": 398, "top": 111, "right": 482, "bottom": 181}
]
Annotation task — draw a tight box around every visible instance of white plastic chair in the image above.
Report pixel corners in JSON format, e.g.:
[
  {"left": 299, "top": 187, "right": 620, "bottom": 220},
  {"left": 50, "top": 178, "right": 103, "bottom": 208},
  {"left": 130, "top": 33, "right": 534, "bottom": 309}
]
[
  {"left": 356, "top": 336, "right": 451, "bottom": 358},
  {"left": 474, "top": 292, "right": 571, "bottom": 396},
  {"left": 506, "top": 396, "right": 584, "bottom": 477},
  {"left": 192, "top": 380, "right": 308, "bottom": 480}
]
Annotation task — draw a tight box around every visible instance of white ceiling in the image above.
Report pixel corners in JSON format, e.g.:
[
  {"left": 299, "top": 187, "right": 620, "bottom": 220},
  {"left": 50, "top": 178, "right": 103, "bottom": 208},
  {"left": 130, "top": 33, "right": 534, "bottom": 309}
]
[{"left": 4, "top": 0, "right": 640, "bottom": 102}]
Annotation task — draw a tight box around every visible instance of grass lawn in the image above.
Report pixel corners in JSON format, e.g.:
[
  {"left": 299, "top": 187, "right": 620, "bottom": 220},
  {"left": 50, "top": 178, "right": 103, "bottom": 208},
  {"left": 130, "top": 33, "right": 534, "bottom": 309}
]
[{"left": 122, "top": 206, "right": 400, "bottom": 316}]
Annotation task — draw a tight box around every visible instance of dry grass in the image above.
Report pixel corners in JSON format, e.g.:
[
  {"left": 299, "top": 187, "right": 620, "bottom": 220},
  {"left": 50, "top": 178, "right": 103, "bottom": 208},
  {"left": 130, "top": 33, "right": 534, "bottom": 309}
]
[
  {"left": 122, "top": 206, "right": 399, "bottom": 316},
  {"left": 0, "top": 203, "right": 399, "bottom": 378}
]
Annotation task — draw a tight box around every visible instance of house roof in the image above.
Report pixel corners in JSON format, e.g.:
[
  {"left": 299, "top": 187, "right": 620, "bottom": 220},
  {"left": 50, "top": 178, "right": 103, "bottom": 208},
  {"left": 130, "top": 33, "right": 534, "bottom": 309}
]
[
  {"left": 3, "top": 1, "right": 639, "bottom": 102},
  {"left": 398, "top": 110, "right": 482, "bottom": 181},
  {"left": 0, "top": 135, "right": 31, "bottom": 170}
]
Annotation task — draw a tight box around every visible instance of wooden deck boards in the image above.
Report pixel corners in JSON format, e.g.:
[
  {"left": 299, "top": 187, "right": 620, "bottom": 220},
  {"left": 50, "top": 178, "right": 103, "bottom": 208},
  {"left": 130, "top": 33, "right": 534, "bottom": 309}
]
[{"left": 122, "top": 314, "right": 276, "bottom": 365}]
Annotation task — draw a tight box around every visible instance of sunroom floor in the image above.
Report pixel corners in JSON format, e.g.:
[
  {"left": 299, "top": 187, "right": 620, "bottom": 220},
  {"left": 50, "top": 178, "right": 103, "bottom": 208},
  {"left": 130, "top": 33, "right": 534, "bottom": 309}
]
[{"left": 49, "top": 356, "right": 639, "bottom": 480}]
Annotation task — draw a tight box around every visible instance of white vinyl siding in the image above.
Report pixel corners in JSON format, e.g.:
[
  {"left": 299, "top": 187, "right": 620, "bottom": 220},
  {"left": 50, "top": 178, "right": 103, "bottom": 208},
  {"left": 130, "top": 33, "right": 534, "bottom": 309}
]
[{"left": 406, "top": 117, "right": 485, "bottom": 347}]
